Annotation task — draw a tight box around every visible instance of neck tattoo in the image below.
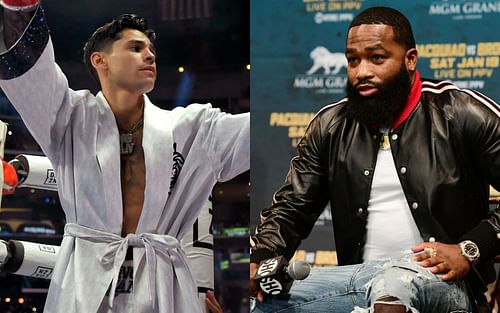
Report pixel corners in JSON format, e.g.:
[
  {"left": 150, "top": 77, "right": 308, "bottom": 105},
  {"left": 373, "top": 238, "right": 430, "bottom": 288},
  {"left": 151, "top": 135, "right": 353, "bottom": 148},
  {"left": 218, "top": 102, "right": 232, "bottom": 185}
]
[{"left": 119, "top": 116, "right": 144, "bottom": 155}]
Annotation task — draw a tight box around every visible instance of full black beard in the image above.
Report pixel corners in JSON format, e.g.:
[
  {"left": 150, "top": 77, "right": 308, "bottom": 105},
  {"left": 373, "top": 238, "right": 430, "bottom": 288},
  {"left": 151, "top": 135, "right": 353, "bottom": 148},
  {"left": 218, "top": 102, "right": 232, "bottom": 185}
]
[{"left": 345, "top": 66, "right": 412, "bottom": 128}]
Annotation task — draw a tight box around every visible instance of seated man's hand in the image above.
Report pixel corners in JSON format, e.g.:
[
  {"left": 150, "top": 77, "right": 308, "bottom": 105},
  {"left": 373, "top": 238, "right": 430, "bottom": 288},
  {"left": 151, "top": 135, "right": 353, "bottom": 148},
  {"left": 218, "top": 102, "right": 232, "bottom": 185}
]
[
  {"left": 412, "top": 241, "right": 470, "bottom": 281},
  {"left": 250, "top": 262, "right": 266, "bottom": 302}
]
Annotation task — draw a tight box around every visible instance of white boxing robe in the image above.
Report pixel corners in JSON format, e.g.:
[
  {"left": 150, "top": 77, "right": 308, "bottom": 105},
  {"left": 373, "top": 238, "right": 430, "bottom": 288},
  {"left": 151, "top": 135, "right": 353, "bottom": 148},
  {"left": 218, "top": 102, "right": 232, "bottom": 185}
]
[
  {"left": 0, "top": 6, "right": 249, "bottom": 313},
  {"left": 181, "top": 199, "right": 215, "bottom": 313}
]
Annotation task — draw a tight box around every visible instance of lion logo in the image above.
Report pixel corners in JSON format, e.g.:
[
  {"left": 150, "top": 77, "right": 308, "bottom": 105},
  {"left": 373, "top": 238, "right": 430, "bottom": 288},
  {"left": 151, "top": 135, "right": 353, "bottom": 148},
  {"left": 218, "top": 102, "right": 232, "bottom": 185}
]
[{"left": 306, "top": 46, "right": 347, "bottom": 75}]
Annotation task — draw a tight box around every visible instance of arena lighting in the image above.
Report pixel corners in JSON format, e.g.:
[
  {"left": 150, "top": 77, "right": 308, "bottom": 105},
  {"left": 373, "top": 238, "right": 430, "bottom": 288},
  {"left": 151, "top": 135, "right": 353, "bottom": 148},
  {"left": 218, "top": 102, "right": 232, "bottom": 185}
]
[
  {"left": 32, "top": 308, "right": 37, "bottom": 312},
  {"left": 7, "top": 130, "right": 12, "bottom": 135},
  {"left": 18, "top": 297, "right": 25, "bottom": 304},
  {"left": 178, "top": 66, "right": 185, "bottom": 73},
  {"left": 246, "top": 64, "right": 250, "bottom": 70},
  {"left": 5, "top": 297, "right": 11, "bottom": 303}
]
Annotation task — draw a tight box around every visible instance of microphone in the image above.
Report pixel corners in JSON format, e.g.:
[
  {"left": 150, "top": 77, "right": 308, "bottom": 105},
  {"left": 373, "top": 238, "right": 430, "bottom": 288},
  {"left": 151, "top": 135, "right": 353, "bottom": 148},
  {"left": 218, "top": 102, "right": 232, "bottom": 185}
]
[{"left": 254, "top": 256, "right": 311, "bottom": 296}]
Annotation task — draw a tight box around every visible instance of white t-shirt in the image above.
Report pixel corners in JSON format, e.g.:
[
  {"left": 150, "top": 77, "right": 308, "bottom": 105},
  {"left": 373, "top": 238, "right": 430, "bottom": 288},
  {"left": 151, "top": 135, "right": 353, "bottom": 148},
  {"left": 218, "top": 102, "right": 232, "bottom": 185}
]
[{"left": 363, "top": 147, "right": 423, "bottom": 261}]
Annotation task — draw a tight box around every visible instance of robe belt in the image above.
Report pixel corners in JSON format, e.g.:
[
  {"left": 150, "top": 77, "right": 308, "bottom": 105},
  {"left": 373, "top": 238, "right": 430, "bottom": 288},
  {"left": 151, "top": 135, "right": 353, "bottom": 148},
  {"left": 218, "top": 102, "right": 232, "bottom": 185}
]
[{"left": 64, "top": 223, "right": 186, "bottom": 310}]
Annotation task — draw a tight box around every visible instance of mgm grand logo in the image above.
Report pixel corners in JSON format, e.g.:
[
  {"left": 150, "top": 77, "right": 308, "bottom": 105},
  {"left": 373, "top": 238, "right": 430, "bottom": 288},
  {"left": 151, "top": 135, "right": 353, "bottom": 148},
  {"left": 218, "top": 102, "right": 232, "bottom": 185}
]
[{"left": 293, "top": 46, "right": 347, "bottom": 94}]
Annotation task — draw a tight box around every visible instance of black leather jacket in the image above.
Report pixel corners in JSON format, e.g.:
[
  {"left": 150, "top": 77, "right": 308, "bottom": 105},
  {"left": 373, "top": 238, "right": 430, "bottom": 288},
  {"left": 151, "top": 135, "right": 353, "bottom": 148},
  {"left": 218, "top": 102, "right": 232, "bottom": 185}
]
[{"left": 251, "top": 78, "right": 500, "bottom": 291}]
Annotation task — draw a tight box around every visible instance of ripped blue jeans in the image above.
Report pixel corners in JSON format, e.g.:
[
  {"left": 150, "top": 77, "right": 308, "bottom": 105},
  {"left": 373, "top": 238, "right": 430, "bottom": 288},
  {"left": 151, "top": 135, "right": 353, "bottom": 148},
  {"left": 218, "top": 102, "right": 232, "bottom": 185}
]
[{"left": 251, "top": 255, "right": 472, "bottom": 313}]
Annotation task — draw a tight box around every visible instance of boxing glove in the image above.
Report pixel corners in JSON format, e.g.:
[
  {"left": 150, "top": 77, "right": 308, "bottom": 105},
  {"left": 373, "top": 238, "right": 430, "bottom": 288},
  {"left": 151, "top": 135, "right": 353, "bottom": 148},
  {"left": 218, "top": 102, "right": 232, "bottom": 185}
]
[
  {"left": 2, "top": 160, "right": 18, "bottom": 195},
  {"left": 0, "top": 0, "right": 39, "bottom": 11}
]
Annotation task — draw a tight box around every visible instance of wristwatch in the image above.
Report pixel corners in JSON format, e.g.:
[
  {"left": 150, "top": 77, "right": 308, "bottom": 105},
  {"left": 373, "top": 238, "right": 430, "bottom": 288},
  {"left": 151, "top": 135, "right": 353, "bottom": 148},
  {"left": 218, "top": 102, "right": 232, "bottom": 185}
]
[{"left": 459, "top": 240, "right": 480, "bottom": 265}]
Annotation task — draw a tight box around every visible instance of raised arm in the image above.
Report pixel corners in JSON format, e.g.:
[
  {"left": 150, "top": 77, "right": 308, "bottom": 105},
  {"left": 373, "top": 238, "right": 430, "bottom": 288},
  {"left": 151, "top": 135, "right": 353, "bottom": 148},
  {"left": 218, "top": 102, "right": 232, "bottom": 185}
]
[
  {"left": 202, "top": 106, "right": 249, "bottom": 182},
  {"left": 0, "top": 2, "right": 91, "bottom": 162}
]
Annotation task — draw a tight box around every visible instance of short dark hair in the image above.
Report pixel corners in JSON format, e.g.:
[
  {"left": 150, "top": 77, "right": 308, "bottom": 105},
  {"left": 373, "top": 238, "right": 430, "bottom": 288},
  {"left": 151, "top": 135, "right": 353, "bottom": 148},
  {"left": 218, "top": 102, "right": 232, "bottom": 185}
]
[
  {"left": 349, "top": 7, "right": 415, "bottom": 50},
  {"left": 83, "top": 14, "right": 156, "bottom": 83}
]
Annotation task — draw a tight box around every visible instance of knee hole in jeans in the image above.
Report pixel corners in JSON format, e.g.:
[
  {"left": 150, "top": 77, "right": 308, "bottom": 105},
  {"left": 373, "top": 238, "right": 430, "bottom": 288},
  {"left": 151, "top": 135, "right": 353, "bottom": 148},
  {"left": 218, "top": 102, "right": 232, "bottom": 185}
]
[{"left": 373, "top": 296, "right": 409, "bottom": 313}]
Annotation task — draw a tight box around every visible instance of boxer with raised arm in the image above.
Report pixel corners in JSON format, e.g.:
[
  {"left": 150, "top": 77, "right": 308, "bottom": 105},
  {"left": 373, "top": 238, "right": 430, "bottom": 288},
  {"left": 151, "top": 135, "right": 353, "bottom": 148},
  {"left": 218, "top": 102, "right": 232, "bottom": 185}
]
[{"left": 0, "top": 1, "right": 249, "bottom": 312}]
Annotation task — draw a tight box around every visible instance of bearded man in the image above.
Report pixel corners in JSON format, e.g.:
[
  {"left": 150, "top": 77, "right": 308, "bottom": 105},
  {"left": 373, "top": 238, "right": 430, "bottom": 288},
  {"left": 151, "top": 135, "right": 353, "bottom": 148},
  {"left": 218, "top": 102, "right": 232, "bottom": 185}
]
[
  {"left": 250, "top": 6, "right": 500, "bottom": 313},
  {"left": 0, "top": 1, "right": 249, "bottom": 312}
]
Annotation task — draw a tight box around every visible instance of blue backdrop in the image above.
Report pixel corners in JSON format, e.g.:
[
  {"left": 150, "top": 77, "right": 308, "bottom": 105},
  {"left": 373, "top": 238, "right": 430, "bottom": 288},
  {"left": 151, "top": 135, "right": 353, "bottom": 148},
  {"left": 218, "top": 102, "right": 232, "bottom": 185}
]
[{"left": 251, "top": 0, "right": 500, "bottom": 264}]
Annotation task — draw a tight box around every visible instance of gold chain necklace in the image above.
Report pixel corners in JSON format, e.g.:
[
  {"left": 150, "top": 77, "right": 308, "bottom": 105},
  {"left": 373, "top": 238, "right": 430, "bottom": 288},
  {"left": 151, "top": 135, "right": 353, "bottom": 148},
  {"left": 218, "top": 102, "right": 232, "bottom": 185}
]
[
  {"left": 119, "top": 116, "right": 144, "bottom": 155},
  {"left": 379, "top": 128, "right": 391, "bottom": 151}
]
